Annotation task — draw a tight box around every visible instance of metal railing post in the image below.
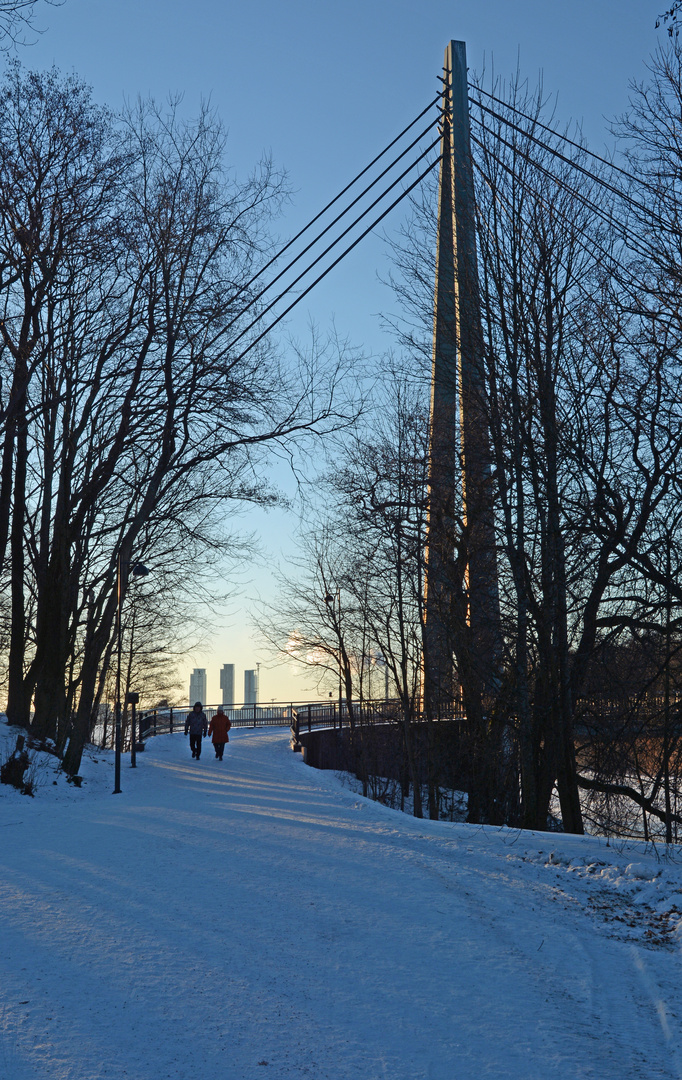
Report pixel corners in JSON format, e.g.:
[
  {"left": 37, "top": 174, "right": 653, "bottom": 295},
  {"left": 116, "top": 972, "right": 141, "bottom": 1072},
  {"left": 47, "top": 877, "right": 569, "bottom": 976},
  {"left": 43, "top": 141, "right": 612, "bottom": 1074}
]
[{"left": 129, "top": 694, "right": 139, "bottom": 768}]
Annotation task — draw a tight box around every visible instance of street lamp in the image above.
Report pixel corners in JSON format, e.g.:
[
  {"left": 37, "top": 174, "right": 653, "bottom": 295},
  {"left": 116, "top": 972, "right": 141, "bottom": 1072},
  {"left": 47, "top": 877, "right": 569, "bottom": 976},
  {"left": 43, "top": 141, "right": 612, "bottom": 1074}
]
[
  {"left": 325, "top": 589, "right": 343, "bottom": 728},
  {"left": 113, "top": 556, "right": 150, "bottom": 795}
]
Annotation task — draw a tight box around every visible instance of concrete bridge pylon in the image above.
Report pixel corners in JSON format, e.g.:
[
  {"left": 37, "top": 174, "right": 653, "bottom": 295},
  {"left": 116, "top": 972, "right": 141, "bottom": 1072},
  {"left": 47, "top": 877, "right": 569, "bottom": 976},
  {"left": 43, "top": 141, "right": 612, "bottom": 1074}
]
[{"left": 422, "top": 40, "right": 503, "bottom": 716}]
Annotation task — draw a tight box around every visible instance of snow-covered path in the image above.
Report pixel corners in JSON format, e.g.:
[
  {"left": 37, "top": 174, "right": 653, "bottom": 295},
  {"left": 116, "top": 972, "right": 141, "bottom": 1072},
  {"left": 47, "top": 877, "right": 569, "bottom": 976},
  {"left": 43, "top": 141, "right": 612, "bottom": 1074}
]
[{"left": 1, "top": 728, "right": 682, "bottom": 1079}]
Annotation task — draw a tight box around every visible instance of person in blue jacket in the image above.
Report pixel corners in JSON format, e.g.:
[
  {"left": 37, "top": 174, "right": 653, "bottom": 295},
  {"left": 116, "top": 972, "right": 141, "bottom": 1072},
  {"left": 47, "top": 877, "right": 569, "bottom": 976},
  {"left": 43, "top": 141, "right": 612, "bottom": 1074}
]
[{"left": 185, "top": 701, "right": 208, "bottom": 759}]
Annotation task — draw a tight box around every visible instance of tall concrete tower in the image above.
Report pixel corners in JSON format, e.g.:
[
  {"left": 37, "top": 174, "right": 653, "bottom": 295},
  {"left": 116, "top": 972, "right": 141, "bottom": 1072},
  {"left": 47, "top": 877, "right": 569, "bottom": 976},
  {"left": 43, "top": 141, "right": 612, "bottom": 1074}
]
[
  {"left": 220, "top": 664, "right": 235, "bottom": 706},
  {"left": 244, "top": 669, "right": 257, "bottom": 705},
  {"left": 189, "top": 667, "right": 207, "bottom": 705}
]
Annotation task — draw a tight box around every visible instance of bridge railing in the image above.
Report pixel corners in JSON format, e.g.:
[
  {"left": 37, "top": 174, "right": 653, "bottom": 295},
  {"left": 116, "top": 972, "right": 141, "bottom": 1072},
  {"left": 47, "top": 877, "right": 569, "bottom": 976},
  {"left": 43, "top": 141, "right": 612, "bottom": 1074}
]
[
  {"left": 139, "top": 701, "right": 301, "bottom": 739},
  {"left": 139, "top": 698, "right": 409, "bottom": 741},
  {"left": 288, "top": 699, "right": 408, "bottom": 745}
]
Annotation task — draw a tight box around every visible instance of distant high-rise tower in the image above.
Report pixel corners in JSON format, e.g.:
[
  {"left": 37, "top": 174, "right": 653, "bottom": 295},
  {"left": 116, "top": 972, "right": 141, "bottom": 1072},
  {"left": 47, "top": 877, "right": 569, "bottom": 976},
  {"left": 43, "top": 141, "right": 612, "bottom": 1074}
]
[
  {"left": 244, "top": 669, "right": 257, "bottom": 705},
  {"left": 220, "top": 664, "right": 235, "bottom": 706},
  {"left": 189, "top": 668, "right": 207, "bottom": 705}
]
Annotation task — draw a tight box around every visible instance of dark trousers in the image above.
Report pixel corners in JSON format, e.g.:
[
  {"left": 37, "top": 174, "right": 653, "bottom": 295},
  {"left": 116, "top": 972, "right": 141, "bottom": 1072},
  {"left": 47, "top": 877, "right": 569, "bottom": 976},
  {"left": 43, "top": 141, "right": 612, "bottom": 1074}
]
[
  {"left": 213, "top": 742, "right": 226, "bottom": 759},
  {"left": 189, "top": 733, "right": 203, "bottom": 757}
]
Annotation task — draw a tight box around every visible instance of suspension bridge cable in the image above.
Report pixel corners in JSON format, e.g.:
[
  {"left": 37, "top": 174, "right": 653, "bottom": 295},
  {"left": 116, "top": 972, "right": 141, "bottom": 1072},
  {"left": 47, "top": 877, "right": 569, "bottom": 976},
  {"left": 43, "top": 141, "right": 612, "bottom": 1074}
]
[
  {"left": 227, "top": 93, "right": 442, "bottom": 311},
  {"left": 469, "top": 112, "right": 656, "bottom": 266},
  {"left": 469, "top": 154, "right": 671, "bottom": 394},
  {"left": 467, "top": 93, "right": 682, "bottom": 319},
  {"left": 471, "top": 145, "right": 631, "bottom": 312},
  {"left": 469, "top": 96, "right": 672, "bottom": 235},
  {"left": 469, "top": 118, "right": 665, "bottom": 267},
  {"left": 469, "top": 128, "right": 641, "bottom": 291},
  {"left": 469, "top": 86, "right": 661, "bottom": 199},
  {"left": 470, "top": 130, "right": 644, "bottom": 299},
  {"left": 469, "top": 133, "right": 669, "bottom": 322},
  {"left": 222, "top": 114, "right": 442, "bottom": 336},
  {"left": 224, "top": 136, "right": 442, "bottom": 355},
  {"left": 230, "top": 153, "right": 443, "bottom": 365}
]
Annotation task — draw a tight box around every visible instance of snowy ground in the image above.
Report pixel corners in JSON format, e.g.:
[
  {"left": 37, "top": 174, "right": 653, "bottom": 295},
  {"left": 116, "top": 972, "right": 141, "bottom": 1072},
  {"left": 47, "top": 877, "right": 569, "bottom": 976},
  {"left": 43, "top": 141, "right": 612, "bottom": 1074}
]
[{"left": 2, "top": 725, "right": 682, "bottom": 1079}]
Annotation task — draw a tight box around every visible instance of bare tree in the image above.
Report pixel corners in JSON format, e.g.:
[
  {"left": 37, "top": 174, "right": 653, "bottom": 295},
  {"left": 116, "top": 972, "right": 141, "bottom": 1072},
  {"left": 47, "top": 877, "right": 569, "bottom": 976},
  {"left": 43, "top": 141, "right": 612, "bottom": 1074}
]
[
  {"left": 258, "top": 367, "right": 436, "bottom": 816},
  {"left": 328, "top": 372, "right": 431, "bottom": 814},
  {"left": 0, "top": 1, "right": 62, "bottom": 49},
  {"left": 0, "top": 63, "right": 128, "bottom": 731},
  {"left": 657, "top": 3, "right": 682, "bottom": 36},
  {"left": 384, "top": 63, "right": 682, "bottom": 835},
  {"left": 0, "top": 64, "right": 357, "bottom": 775}
]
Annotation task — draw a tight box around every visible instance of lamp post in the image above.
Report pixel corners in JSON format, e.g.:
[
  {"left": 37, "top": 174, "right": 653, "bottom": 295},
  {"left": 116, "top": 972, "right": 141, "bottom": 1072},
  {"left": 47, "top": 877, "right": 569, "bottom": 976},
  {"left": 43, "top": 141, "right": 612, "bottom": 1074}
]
[
  {"left": 113, "top": 556, "right": 150, "bottom": 795},
  {"left": 325, "top": 589, "right": 343, "bottom": 728}
]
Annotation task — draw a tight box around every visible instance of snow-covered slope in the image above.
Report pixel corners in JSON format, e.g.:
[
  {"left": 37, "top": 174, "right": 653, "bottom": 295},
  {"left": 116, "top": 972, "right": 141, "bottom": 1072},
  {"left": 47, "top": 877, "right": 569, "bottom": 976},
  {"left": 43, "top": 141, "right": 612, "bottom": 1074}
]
[{"left": 1, "top": 726, "right": 681, "bottom": 1079}]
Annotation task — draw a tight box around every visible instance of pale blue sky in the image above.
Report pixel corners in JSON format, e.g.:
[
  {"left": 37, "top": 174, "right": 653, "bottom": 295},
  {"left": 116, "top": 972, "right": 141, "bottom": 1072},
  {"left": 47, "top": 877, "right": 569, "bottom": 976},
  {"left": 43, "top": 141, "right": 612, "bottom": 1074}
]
[{"left": 22, "top": 0, "right": 668, "bottom": 704}]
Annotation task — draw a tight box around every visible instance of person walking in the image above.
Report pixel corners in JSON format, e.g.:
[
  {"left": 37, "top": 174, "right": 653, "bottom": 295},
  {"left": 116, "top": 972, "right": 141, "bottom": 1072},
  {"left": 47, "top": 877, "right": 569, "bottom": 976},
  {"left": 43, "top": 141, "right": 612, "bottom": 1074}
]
[
  {"left": 208, "top": 705, "right": 231, "bottom": 760},
  {"left": 185, "top": 701, "right": 208, "bottom": 759}
]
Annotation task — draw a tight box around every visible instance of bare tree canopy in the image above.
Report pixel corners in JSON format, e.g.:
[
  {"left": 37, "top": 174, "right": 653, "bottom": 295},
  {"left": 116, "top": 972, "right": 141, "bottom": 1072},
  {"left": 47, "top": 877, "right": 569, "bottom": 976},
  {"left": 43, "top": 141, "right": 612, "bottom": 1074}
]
[
  {"left": 0, "top": 1, "right": 62, "bottom": 48},
  {"left": 657, "top": 3, "right": 682, "bottom": 36},
  {"left": 0, "top": 61, "right": 358, "bottom": 775}
]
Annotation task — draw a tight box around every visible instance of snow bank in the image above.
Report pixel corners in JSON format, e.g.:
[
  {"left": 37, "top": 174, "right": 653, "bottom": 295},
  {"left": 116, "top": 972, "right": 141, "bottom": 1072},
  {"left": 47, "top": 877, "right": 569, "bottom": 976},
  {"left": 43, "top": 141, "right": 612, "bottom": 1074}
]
[{"left": 1, "top": 724, "right": 682, "bottom": 1079}]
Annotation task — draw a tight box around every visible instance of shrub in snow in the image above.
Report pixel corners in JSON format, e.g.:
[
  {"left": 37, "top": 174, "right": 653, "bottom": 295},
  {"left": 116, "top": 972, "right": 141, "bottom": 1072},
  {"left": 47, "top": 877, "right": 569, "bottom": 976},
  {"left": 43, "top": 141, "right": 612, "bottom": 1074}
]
[
  {"left": 0, "top": 736, "right": 32, "bottom": 795},
  {"left": 625, "top": 862, "right": 656, "bottom": 880}
]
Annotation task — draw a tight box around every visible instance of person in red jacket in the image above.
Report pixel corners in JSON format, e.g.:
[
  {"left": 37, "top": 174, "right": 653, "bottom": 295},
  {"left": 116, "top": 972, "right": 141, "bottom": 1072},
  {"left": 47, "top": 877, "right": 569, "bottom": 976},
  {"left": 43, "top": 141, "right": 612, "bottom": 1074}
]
[{"left": 208, "top": 705, "right": 232, "bottom": 760}]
